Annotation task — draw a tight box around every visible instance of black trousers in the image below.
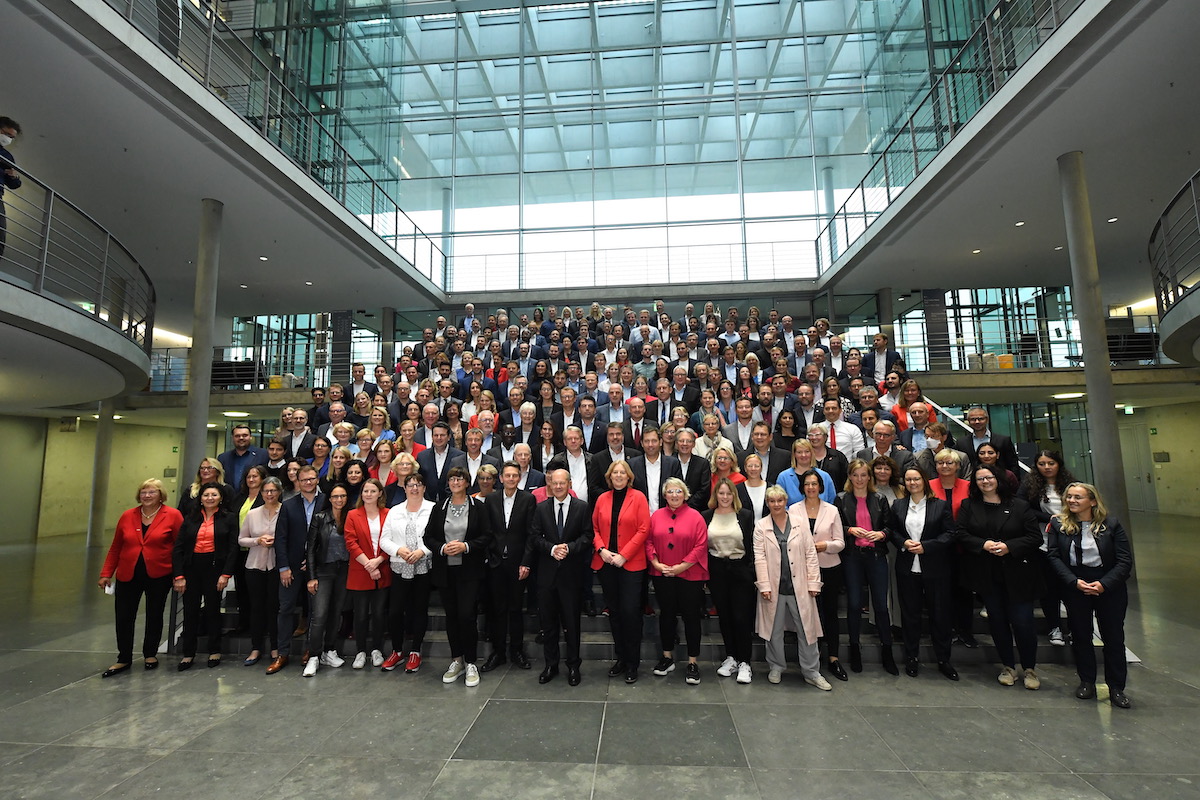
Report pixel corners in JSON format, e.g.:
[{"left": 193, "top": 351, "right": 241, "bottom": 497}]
[
  {"left": 307, "top": 562, "right": 349, "bottom": 654},
  {"left": 351, "top": 586, "right": 388, "bottom": 654},
  {"left": 980, "top": 583, "right": 1038, "bottom": 670},
  {"left": 442, "top": 567, "right": 481, "bottom": 663},
  {"left": 538, "top": 573, "right": 582, "bottom": 668},
  {"left": 243, "top": 569, "right": 279, "bottom": 653},
  {"left": 707, "top": 557, "right": 756, "bottom": 664},
  {"left": 597, "top": 564, "right": 643, "bottom": 667},
  {"left": 114, "top": 557, "right": 171, "bottom": 663},
  {"left": 896, "top": 566, "right": 952, "bottom": 663},
  {"left": 652, "top": 576, "right": 704, "bottom": 658},
  {"left": 1064, "top": 565, "right": 1129, "bottom": 691},
  {"left": 486, "top": 558, "right": 526, "bottom": 656},
  {"left": 388, "top": 572, "right": 432, "bottom": 654},
  {"left": 179, "top": 553, "right": 224, "bottom": 658},
  {"left": 816, "top": 563, "right": 844, "bottom": 659}
]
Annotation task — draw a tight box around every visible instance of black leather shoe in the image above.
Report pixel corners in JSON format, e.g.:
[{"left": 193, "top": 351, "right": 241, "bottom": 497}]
[
  {"left": 1110, "top": 691, "right": 1132, "bottom": 709},
  {"left": 625, "top": 668, "right": 639, "bottom": 684},
  {"left": 881, "top": 648, "right": 899, "bottom": 676},
  {"left": 608, "top": 660, "right": 627, "bottom": 678},
  {"left": 1075, "top": 682, "right": 1097, "bottom": 699},
  {"left": 177, "top": 659, "right": 194, "bottom": 672},
  {"left": 102, "top": 664, "right": 131, "bottom": 678},
  {"left": 849, "top": 644, "right": 863, "bottom": 673},
  {"left": 938, "top": 661, "right": 960, "bottom": 681},
  {"left": 828, "top": 659, "right": 849, "bottom": 682},
  {"left": 538, "top": 665, "right": 559, "bottom": 684},
  {"left": 510, "top": 651, "right": 531, "bottom": 670},
  {"left": 583, "top": 601, "right": 598, "bottom": 617},
  {"left": 480, "top": 652, "right": 507, "bottom": 673},
  {"left": 905, "top": 658, "right": 919, "bottom": 677},
  {"left": 143, "top": 659, "right": 159, "bottom": 671},
  {"left": 567, "top": 666, "right": 581, "bottom": 686},
  {"left": 956, "top": 634, "right": 979, "bottom": 649},
  {"left": 207, "top": 656, "right": 222, "bottom": 668}
]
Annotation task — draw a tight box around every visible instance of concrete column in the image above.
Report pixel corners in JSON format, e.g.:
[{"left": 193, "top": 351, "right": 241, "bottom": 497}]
[
  {"left": 181, "top": 199, "right": 223, "bottom": 495},
  {"left": 381, "top": 306, "right": 396, "bottom": 369},
  {"left": 877, "top": 287, "right": 895, "bottom": 344},
  {"left": 1057, "top": 152, "right": 1130, "bottom": 527},
  {"left": 86, "top": 397, "right": 117, "bottom": 548}
]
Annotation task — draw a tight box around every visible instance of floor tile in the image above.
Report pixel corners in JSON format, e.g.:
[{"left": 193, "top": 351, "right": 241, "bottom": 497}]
[
  {"left": 914, "top": 771, "right": 1109, "bottom": 799},
  {"left": 271, "top": 755, "right": 445, "bottom": 800},
  {"left": 605, "top": 665, "right": 731, "bottom": 703},
  {"left": 731, "top": 704, "right": 904, "bottom": 770},
  {"left": 598, "top": 702, "right": 745, "bottom": 767},
  {"left": 56, "top": 689, "right": 260, "bottom": 751},
  {"left": 177, "top": 694, "right": 370, "bottom": 754},
  {"left": 454, "top": 700, "right": 603, "bottom": 763},
  {"left": 315, "top": 695, "right": 486, "bottom": 759},
  {"left": 490, "top": 666, "right": 610, "bottom": 702},
  {"left": 95, "top": 749, "right": 305, "bottom": 799},
  {"left": 3, "top": 744, "right": 166, "bottom": 800},
  {"left": 593, "top": 764, "right": 758, "bottom": 800},
  {"left": 755, "top": 768, "right": 933, "bottom": 799},
  {"left": 1079, "top": 773, "right": 1200, "bottom": 800},
  {"left": 0, "top": 685, "right": 143, "bottom": 744},
  {"left": 426, "top": 759, "right": 595, "bottom": 799}
]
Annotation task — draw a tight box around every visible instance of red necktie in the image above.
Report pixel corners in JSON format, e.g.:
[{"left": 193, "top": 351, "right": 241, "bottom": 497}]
[
  {"left": 829, "top": 424, "right": 837, "bottom": 449},
  {"left": 634, "top": 422, "right": 641, "bottom": 448}
]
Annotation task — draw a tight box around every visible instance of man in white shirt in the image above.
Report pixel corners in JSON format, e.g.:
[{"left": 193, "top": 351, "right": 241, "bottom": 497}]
[
  {"left": 476, "top": 410, "right": 497, "bottom": 451},
  {"left": 878, "top": 370, "right": 903, "bottom": 412},
  {"left": 547, "top": 427, "right": 594, "bottom": 505},
  {"left": 629, "top": 426, "right": 681, "bottom": 514},
  {"left": 577, "top": 395, "right": 604, "bottom": 453},
  {"left": 723, "top": 397, "right": 757, "bottom": 456},
  {"left": 822, "top": 397, "right": 865, "bottom": 459},
  {"left": 674, "top": 428, "right": 711, "bottom": 510},
  {"left": 795, "top": 384, "right": 819, "bottom": 429},
  {"left": 605, "top": 386, "right": 626, "bottom": 425},
  {"left": 451, "top": 428, "right": 500, "bottom": 490}
]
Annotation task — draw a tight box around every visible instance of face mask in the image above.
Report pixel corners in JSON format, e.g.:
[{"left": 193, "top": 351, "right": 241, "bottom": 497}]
[
  {"left": 0, "top": 134, "right": 12, "bottom": 148},
  {"left": 926, "top": 437, "right": 942, "bottom": 450}
]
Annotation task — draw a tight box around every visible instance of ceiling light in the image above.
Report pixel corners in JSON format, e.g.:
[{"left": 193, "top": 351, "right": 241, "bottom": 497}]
[
  {"left": 305, "top": 281, "right": 313, "bottom": 286},
  {"left": 207, "top": 423, "right": 218, "bottom": 428},
  {"left": 1052, "top": 392, "right": 1085, "bottom": 400},
  {"left": 222, "top": 411, "right": 250, "bottom": 418},
  {"left": 1054, "top": 246, "right": 1063, "bottom": 251},
  {"left": 1014, "top": 221, "right": 1025, "bottom": 227},
  {"left": 1114, "top": 404, "right": 1125, "bottom": 409},
  {"left": 239, "top": 284, "right": 248, "bottom": 289},
  {"left": 1124, "top": 407, "right": 1134, "bottom": 415},
  {"left": 1107, "top": 217, "right": 1118, "bottom": 223},
  {"left": 971, "top": 249, "right": 981, "bottom": 254},
  {"left": 91, "top": 414, "right": 124, "bottom": 420},
  {"left": 259, "top": 256, "right": 269, "bottom": 261}
]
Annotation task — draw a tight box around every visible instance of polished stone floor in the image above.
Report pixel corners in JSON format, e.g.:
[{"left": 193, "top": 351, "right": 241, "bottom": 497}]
[{"left": 2, "top": 512, "right": 1199, "bottom": 800}]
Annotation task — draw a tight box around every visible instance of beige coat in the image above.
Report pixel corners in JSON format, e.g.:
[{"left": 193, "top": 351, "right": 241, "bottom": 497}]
[{"left": 753, "top": 508, "right": 823, "bottom": 644}]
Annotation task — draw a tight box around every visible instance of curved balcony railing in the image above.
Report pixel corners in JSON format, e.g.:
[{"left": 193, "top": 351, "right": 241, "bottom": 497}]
[
  {"left": 99, "top": 0, "right": 445, "bottom": 286},
  {"left": 1150, "top": 169, "right": 1200, "bottom": 318},
  {"left": 816, "top": 0, "right": 1085, "bottom": 272},
  {"left": 0, "top": 158, "right": 155, "bottom": 354}
]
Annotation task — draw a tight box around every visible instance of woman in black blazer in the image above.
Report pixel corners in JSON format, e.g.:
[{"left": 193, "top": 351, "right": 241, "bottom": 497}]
[
  {"left": 172, "top": 482, "right": 240, "bottom": 668},
  {"left": 704, "top": 477, "right": 757, "bottom": 683},
  {"left": 886, "top": 467, "right": 959, "bottom": 681},
  {"left": 1046, "top": 482, "right": 1134, "bottom": 708},
  {"left": 836, "top": 459, "right": 897, "bottom": 675},
  {"left": 956, "top": 465, "right": 1044, "bottom": 690}
]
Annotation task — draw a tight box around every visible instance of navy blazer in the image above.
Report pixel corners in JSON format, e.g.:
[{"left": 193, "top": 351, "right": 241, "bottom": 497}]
[
  {"left": 522, "top": 495, "right": 593, "bottom": 581},
  {"left": 628, "top": 453, "right": 683, "bottom": 508},
  {"left": 1045, "top": 515, "right": 1133, "bottom": 592},
  {"left": 886, "top": 495, "right": 957, "bottom": 577},
  {"left": 416, "top": 446, "right": 466, "bottom": 502},
  {"left": 275, "top": 491, "right": 323, "bottom": 574},
  {"left": 483, "top": 489, "right": 538, "bottom": 566}
]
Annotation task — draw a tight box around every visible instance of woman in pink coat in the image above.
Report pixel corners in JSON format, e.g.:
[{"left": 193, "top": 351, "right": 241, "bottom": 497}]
[{"left": 753, "top": 484, "right": 832, "bottom": 691}]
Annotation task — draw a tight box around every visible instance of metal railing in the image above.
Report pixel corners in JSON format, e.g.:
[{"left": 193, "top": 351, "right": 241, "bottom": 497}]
[
  {"left": 1150, "top": 168, "right": 1200, "bottom": 318},
  {"left": 146, "top": 346, "right": 312, "bottom": 392},
  {"left": 0, "top": 157, "right": 155, "bottom": 353},
  {"left": 101, "top": 0, "right": 445, "bottom": 286},
  {"left": 816, "top": 0, "right": 1085, "bottom": 272}
]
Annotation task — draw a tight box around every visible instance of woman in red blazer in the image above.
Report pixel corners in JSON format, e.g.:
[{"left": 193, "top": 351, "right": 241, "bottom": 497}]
[
  {"left": 97, "top": 479, "right": 184, "bottom": 677},
  {"left": 592, "top": 460, "right": 651, "bottom": 682},
  {"left": 345, "top": 478, "right": 391, "bottom": 669}
]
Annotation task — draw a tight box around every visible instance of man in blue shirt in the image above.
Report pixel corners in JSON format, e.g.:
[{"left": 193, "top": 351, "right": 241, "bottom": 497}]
[{"left": 217, "top": 424, "right": 268, "bottom": 491}]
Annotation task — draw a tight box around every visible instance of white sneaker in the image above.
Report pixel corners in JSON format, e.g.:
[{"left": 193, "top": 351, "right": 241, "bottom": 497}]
[
  {"left": 442, "top": 660, "right": 465, "bottom": 683},
  {"left": 805, "top": 674, "right": 833, "bottom": 691},
  {"left": 370, "top": 649, "right": 384, "bottom": 668},
  {"left": 302, "top": 657, "right": 319, "bottom": 677},
  {"left": 736, "top": 662, "right": 753, "bottom": 684},
  {"left": 464, "top": 663, "right": 480, "bottom": 687},
  {"left": 717, "top": 656, "right": 738, "bottom": 677},
  {"left": 768, "top": 668, "right": 783, "bottom": 684},
  {"left": 352, "top": 652, "right": 367, "bottom": 669},
  {"left": 1049, "top": 627, "right": 1066, "bottom": 646},
  {"left": 321, "top": 650, "right": 345, "bottom": 668}
]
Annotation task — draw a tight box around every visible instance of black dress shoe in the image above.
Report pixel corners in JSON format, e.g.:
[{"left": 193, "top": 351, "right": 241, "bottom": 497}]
[
  {"left": 207, "top": 656, "right": 222, "bottom": 668},
  {"left": 849, "top": 644, "right": 863, "bottom": 673},
  {"left": 625, "top": 668, "right": 639, "bottom": 684},
  {"left": 938, "top": 661, "right": 960, "bottom": 681},
  {"left": 538, "top": 665, "right": 559, "bottom": 684},
  {"left": 956, "top": 634, "right": 979, "bottom": 649},
  {"left": 828, "top": 659, "right": 849, "bottom": 682},
  {"left": 143, "top": 659, "right": 159, "bottom": 671},
  {"left": 1075, "top": 682, "right": 1097, "bottom": 700},
  {"left": 102, "top": 664, "right": 131, "bottom": 678},
  {"left": 608, "top": 660, "right": 627, "bottom": 678},
  {"left": 480, "top": 652, "right": 507, "bottom": 673},
  {"left": 583, "top": 601, "right": 598, "bottom": 617},
  {"left": 177, "top": 659, "right": 194, "bottom": 672},
  {"left": 1110, "top": 691, "right": 1132, "bottom": 709},
  {"left": 881, "top": 648, "right": 899, "bottom": 676},
  {"left": 905, "top": 658, "right": 919, "bottom": 677},
  {"left": 510, "top": 651, "right": 531, "bottom": 670},
  {"left": 567, "top": 666, "right": 581, "bottom": 686}
]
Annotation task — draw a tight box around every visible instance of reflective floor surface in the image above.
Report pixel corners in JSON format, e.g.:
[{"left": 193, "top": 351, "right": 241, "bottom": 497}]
[{"left": 1, "top": 512, "right": 1198, "bottom": 799}]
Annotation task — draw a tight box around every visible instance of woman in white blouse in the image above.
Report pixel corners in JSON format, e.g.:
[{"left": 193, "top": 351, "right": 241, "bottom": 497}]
[
  {"left": 238, "top": 476, "right": 283, "bottom": 667},
  {"left": 736, "top": 452, "right": 768, "bottom": 519},
  {"left": 378, "top": 473, "right": 434, "bottom": 674}
]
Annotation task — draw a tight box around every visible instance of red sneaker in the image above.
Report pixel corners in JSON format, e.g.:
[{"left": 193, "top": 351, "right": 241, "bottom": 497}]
[
  {"left": 404, "top": 652, "right": 422, "bottom": 673},
  {"left": 380, "top": 651, "right": 403, "bottom": 672}
]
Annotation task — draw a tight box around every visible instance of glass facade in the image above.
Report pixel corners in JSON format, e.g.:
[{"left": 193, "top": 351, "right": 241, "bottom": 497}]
[{"left": 254, "top": 0, "right": 989, "bottom": 291}]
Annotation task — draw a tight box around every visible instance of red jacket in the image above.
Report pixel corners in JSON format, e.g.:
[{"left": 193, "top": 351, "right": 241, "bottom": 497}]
[
  {"left": 101, "top": 506, "right": 184, "bottom": 581},
  {"left": 591, "top": 488, "right": 651, "bottom": 571},
  {"left": 345, "top": 507, "right": 392, "bottom": 591}
]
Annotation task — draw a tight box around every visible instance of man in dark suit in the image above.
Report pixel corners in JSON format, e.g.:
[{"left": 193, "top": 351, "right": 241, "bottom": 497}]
[
  {"left": 545, "top": 427, "right": 606, "bottom": 509},
  {"left": 450, "top": 428, "right": 502, "bottom": 492},
  {"left": 644, "top": 378, "right": 679, "bottom": 428},
  {"left": 575, "top": 395, "right": 607, "bottom": 454},
  {"left": 416, "top": 423, "right": 466, "bottom": 502},
  {"left": 622, "top": 397, "right": 653, "bottom": 450},
  {"left": 861, "top": 332, "right": 903, "bottom": 387},
  {"left": 481, "top": 462, "right": 537, "bottom": 672},
  {"left": 282, "top": 409, "right": 318, "bottom": 460},
  {"left": 741, "top": 422, "right": 790, "bottom": 483},
  {"left": 521, "top": 469, "right": 593, "bottom": 685},
  {"left": 962, "top": 406, "right": 1021, "bottom": 474},
  {"left": 269, "top": 464, "right": 323, "bottom": 674},
  {"left": 857, "top": 420, "right": 915, "bottom": 475},
  {"left": 345, "top": 362, "right": 378, "bottom": 404},
  {"left": 668, "top": 365, "right": 701, "bottom": 414},
  {"left": 674, "top": 427, "right": 712, "bottom": 511},
  {"left": 629, "top": 426, "right": 682, "bottom": 512},
  {"left": 218, "top": 424, "right": 269, "bottom": 492},
  {"left": 594, "top": 422, "right": 643, "bottom": 481}
]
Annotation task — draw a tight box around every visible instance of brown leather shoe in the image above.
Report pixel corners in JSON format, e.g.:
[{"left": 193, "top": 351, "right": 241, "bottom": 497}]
[{"left": 265, "top": 655, "right": 289, "bottom": 675}]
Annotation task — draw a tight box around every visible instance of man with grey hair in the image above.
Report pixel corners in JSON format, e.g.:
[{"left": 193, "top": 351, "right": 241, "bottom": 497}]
[{"left": 856, "top": 420, "right": 914, "bottom": 474}]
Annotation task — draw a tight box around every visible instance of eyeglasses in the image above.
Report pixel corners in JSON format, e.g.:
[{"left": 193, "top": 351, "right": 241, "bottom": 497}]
[{"left": 300, "top": 477, "right": 319, "bottom": 483}]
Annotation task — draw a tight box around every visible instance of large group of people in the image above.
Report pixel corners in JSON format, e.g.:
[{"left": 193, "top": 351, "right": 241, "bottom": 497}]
[{"left": 97, "top": 300, "right": 1134, "bottom": 705}]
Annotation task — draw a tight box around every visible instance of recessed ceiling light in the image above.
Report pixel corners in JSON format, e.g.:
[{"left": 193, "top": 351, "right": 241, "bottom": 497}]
[
  {"left": 239, "top": 284, "right": 248, "bottom": 289},
  {"left": 1052, "top": 392, "right": 1085, "bottom": 400},
  {"left": 971, "top": 249, "right": 982, "bottom": 254},
  {"left": 1014, "top": 221, "right": 1025, "bottom": 227},
  {"left": 207, "top": 423, "right": 218, "bottom": 428},
  {"left": 259, "top": 256, "right": 269, "bottom": 261},
  {"left": 222, "top": 411, "right": 250, "bottom": 418},
  {"left": 305, "top": 281, "right": 313, "bottom": 286},
  {"left": 1054, "top": 246, "right": 1063, "bottom": 251},
  {"left": 1107, "top": 217, "right": 1118, "bottom": 223}
]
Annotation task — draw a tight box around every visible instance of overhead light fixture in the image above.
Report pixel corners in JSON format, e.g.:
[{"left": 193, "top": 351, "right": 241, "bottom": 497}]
[
  {"left": 259, "top": 256, "right": 269, "bottom": 261},
  {"left": 222, "top": 411, "right": 250, "bottom": 418},
  {"left": 1052, "top": 392, "right": 1085, "bottom": 400},
  {"left": 1014, "top": 221, "right": 1025, "bottom": 227},
  {"left": 971, "top": 249, "right": 982, "bottom": 254},
  {"left": 1054, "top": 246, "right": 1064, "bottom": 251},
  {"left": 207, "top": 423, "right": 218, "bottom": 428},
  {"left": 1107, "top": 217, "right": 1118, "bottom": 223},
  {"left": 91, "top": 414, "right": 124, "bottom": 420},
  {"left": 239, "top": 284, "right": 248, "bottom": 289},
  {"left": 305, "top": 281, "right": 313, "bottom": 286},
  {"left": 1114, "top": 404, "right": 1126, "bottom": 409}
]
